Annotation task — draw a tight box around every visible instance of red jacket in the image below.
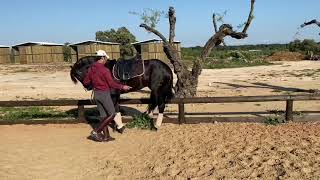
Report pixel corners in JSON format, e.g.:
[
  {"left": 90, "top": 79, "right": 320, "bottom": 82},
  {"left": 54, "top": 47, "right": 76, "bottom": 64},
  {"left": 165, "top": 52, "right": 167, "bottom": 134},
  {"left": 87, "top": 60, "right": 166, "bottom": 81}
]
[{"left": 83, "top": 62, "right": 123, "bottom": 91}]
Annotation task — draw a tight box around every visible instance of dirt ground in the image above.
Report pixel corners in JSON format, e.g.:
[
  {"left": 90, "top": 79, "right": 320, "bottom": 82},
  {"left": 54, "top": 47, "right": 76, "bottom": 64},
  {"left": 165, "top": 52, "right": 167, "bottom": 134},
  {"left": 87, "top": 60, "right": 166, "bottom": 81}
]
[
  {"left": 1, "top": 61, "right": 320, "bottom": 179},
  {"left": 0, "top": 123, "right": 319, "bottom": 179}
]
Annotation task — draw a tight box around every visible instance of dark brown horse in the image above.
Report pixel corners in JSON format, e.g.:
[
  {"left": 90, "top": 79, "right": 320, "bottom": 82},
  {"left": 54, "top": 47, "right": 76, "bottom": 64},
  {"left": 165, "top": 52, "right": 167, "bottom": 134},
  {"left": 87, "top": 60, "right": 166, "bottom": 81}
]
[{"left": 70, "top": 56, "right": 174, "bottom": 130}]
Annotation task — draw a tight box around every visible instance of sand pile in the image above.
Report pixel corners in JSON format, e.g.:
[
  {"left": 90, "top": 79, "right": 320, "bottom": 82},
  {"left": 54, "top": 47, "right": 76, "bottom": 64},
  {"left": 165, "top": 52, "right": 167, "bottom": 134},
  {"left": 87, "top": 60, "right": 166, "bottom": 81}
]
[{"left": 266, "top": 51, "right": 305, "bottom": 61}]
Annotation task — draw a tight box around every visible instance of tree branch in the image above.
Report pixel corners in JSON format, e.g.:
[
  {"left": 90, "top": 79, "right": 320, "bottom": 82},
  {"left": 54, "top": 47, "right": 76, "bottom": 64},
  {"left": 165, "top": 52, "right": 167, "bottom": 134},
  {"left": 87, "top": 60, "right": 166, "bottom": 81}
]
[
  {"left": 213, "top": 13, "right": 226, "bottom": 46},
  {"left": 212, "top": 13, "right": 219, "bottom": 33},
  {"left": 139, "top": 22, "right": 185, "bottom": 74},
  {"left": 169, "top": 7, "right": 176, "bottom": 44},
  {"left": 200, "top": 0, "right": 254, "bottom": 62},
  {"left": 242, "top": 0, "right": 255, "bottom": 33},
  {"left": 301, "top": 19, "right": 320, "bottom": 28},
  {"left": 140, "top": 24, "right": 168, "bottom": 42},
  {"left": 200, "top": 25, "right": 247, "bottom": 60}
]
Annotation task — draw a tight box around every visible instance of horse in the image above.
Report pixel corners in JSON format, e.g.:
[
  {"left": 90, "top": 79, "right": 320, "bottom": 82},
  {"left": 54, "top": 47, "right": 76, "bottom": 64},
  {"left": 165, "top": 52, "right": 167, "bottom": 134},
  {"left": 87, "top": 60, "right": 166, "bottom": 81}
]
[{"left": 70, "top": 56, "right": 174, "bottom": 130}]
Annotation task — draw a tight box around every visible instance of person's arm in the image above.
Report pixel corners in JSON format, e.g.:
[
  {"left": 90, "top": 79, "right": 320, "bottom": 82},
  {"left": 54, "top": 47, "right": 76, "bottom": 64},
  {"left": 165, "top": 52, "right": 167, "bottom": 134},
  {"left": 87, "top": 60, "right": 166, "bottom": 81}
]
[{"left": 103, "top": 68, "right": 124, "bottom": 90}]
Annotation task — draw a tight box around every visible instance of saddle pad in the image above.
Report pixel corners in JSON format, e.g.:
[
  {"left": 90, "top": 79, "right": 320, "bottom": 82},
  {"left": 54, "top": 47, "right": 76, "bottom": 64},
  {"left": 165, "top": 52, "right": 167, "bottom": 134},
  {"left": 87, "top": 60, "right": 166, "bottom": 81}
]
[{"left": 112, "top": 59, "right": 145, "bottom": 81}]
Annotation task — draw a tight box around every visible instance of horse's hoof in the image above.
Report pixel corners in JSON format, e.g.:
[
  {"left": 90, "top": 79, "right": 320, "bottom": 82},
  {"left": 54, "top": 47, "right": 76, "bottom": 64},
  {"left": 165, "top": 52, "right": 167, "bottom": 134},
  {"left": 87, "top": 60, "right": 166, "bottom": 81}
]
[
  {"left": 150, "top": 126, "right": 158, "bottom": 131},
  {"left": 116, "top": 126, "right": 126, "bottom": 134}
]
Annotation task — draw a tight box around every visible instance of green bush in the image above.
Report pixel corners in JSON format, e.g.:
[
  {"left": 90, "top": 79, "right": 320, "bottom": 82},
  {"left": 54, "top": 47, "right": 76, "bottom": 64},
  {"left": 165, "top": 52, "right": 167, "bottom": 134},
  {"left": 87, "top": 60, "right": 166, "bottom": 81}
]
[
  {"left": 289, "top": 39, "right": 320, "bottom": 54},
  {"left": 264, "top": 116, "right": 286, "bottom": 125},
  {"left": 126, "top": 114, "right": 153, "bottom": 129}
]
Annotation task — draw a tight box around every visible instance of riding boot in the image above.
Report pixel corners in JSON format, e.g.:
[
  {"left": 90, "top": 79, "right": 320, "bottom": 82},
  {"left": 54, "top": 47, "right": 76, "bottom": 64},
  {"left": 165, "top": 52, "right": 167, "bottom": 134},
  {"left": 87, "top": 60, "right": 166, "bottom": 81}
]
[
  {"left": 94, "top": 114, "right": 116, "bottom": 135},
  {"left": 103, "top": 126, "right": 115, "bottom": 142}
]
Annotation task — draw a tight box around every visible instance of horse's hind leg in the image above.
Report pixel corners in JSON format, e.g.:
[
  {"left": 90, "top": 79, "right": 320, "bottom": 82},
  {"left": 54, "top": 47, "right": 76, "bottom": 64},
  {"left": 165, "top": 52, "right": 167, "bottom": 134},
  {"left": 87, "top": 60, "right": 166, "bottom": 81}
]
[
  {"left": 111, "top": 93, "right": 125, "bottom": 131},
  {"left": 154, "top": 78, "right": 173, "bottom": 129},
  {"left": 147, "top": 92, "right": 158, "bottom": 117}
]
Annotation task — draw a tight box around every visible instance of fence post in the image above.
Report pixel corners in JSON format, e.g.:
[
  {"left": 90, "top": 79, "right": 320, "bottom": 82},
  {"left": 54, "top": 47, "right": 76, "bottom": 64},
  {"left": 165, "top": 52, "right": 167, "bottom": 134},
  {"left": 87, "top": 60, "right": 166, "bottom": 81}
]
[
  {"left": 285, "top": 100, "right": 293, "bottom": 121},
  {"left": 178, "top": 100, "right": 185, "bottom": 124},
  {"left": 78, "top": 104, "right": 85, "bottom": 122}
]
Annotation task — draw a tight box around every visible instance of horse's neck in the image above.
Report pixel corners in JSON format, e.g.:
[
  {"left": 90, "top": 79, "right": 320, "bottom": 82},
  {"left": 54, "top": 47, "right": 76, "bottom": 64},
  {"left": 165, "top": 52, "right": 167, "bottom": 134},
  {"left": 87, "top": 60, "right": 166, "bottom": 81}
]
[{"left": 106, "top": 60, "right": 116, "bottom": 70}]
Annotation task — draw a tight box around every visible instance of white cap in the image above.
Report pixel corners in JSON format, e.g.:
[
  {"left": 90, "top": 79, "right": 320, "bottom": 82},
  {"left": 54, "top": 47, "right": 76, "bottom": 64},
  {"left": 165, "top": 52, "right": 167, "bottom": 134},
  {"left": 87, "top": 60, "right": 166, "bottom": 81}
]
[{"left": 96, "top": 50, "right": 110, "bottom": 59}]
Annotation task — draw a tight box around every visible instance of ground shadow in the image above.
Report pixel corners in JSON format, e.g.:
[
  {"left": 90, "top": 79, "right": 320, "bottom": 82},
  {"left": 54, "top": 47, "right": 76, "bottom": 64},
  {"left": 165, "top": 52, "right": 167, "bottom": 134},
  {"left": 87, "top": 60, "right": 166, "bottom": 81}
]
[
  {"left": 66, "top": 105, "right": 145, "bottom": 130},
  {"left": 213, "top": 82, "right": 315, "bottom": 93}
]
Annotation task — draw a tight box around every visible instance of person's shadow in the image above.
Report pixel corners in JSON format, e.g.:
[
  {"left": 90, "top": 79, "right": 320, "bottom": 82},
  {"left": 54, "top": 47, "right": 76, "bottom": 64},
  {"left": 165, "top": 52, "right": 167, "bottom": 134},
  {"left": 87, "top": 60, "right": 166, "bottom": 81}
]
[{"left": 66, "top": 105, "right": 144, "bottom": 130}]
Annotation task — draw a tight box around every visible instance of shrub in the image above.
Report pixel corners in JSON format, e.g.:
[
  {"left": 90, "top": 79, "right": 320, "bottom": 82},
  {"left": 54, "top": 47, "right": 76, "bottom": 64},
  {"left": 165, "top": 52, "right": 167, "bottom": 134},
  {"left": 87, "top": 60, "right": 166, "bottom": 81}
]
[
  {"left": 264, "top": 116, "right": 286, "bottom": 125},
  {"left": 126, "top": 114, "right": 153, "bottom": 129}
]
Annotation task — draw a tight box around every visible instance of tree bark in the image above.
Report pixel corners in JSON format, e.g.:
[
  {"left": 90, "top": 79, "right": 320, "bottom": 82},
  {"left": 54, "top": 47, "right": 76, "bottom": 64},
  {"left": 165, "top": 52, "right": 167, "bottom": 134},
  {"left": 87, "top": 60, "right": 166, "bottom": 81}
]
[{"left": 140, "top": 0, "right": 255, "bottom": 97}]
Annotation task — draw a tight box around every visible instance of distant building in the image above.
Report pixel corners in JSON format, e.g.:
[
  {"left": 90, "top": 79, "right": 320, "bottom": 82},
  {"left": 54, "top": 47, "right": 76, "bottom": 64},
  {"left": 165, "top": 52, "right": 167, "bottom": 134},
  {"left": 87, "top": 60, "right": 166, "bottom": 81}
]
[
  {"left": 12, "top": 42, "right": 64, "bottom": 64},
  {"left": 132, "top": 39, "right": 181, "bottom": 63},
  {"left": 70, "top": 40, "right": 120, "bottom": 62},
  {"left": 0, "top": 45, "right": 11, "bottom": 64}
]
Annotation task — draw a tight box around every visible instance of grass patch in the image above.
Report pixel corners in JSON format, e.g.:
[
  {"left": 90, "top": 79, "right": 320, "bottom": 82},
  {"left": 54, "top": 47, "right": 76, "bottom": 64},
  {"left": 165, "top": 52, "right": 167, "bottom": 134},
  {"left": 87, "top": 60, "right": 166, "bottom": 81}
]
[
  {"left": 264, "top": 116, "right": 286, "bottom": 125},
  {"left": 264, "top": 109, "right": 303, "bottom": 125},
  {"left": 126, "top": 114, "right": 153, "bottom": 129},
  {"left": 0, "top": 107, "right": 74, "bottom": 120}
]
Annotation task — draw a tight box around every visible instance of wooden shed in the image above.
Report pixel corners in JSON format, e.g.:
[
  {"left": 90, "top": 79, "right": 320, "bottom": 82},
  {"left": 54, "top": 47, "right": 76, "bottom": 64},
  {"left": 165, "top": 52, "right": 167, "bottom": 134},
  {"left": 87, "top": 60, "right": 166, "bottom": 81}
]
[
  {"left": 0, "top": 45, "right": 11, "bottom": 64},
  {"left": 12, "top": 42, "right": 64, "bottom": 64},
  {"left": 71, "top": 40, "right": 120, "bottom": 61},
  {"left": 132, "top": 39, "right": 181, "bottom": 63}
]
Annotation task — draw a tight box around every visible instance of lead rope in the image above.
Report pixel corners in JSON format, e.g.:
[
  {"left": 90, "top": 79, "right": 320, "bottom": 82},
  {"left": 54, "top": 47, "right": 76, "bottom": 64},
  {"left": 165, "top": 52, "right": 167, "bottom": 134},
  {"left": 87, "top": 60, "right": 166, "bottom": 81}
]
[{"left": 90, "top": 90, "right": 95, "bottom": 104}]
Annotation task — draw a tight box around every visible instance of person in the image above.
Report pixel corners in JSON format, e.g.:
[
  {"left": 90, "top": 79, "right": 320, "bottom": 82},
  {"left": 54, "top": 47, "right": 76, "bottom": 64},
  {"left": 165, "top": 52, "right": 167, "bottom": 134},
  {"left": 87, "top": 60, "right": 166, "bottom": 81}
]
[{"left": 83, "top": 50, "right": 132, "bottom": 142}]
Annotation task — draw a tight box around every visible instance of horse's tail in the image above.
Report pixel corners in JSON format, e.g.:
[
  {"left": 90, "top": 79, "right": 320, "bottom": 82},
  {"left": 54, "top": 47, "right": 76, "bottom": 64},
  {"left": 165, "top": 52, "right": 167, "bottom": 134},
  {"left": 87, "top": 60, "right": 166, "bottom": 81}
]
[{"left": 70, "top": 65, "right": 78, "bottom": 84}]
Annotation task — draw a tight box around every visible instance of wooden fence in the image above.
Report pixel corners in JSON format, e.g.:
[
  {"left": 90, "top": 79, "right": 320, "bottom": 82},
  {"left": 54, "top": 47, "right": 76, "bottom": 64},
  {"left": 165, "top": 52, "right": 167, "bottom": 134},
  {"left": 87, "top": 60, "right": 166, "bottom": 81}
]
[{"left": 1, "top": 94, "right": 320, "bottom": 124}]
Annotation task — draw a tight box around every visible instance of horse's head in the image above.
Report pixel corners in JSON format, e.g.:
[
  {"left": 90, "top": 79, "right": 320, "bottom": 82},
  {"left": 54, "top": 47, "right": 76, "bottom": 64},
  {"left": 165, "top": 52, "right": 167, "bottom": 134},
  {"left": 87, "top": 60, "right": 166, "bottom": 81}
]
[
  {"left": 70, "top": 56, "right": 98, "bottom": 90},
  {"left": 70, "top": 56, "right": 118, "bottom": 90}
]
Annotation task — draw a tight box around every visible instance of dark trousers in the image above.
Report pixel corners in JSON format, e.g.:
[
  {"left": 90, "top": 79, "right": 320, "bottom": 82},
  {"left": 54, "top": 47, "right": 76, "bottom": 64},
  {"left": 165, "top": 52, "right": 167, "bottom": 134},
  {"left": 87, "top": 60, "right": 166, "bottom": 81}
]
[{"left": 93, "top": 90, "right": 115, "bottom": 119}]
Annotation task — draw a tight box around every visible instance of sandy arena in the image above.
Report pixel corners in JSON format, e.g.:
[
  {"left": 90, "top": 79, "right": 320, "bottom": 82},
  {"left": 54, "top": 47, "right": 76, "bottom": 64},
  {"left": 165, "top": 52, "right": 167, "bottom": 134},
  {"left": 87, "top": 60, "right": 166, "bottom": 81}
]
[{"left": 0, "top": 61, "right": 320, "bottom": 179}]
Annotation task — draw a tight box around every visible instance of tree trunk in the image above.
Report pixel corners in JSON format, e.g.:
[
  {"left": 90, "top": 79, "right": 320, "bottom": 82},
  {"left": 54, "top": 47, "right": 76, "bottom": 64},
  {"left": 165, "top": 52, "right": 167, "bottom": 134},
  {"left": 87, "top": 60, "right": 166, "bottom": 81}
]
[{"left": 174, "top": 71, "right": 198, "bottom": 97}]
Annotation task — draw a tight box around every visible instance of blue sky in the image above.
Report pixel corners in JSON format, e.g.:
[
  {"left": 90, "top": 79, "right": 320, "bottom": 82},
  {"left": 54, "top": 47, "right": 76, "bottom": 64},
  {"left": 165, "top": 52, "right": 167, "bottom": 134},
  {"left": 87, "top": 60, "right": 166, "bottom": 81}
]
[{"left": 1, "top": 0, "right": 320, "bottom": 47}]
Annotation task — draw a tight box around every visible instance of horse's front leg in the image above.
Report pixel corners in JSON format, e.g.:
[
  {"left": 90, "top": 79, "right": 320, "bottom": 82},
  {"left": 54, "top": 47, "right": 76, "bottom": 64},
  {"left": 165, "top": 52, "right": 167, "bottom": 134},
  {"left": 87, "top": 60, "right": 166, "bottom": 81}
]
[
  {"left": 155, "top": 103, "right": 165, "bottom": 130},
  {"left": 147, "top": 106, "right": 158, "bottom": 117},
  {"left": 147, "top": 106, "right": 158, "bottom": 131}
]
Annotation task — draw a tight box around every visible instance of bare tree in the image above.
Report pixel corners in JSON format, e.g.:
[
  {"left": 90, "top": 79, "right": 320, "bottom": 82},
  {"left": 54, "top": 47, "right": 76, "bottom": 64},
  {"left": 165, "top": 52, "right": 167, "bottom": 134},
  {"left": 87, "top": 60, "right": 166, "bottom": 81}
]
[
  {"left": 140, "top": 0, "right": 255, "bottom": 97},
  {"left": 212, "top": 12, "right": 227, "bottom": 46},
  {"left": 301, "top": 19, "right": 320, "bottom": 35}
]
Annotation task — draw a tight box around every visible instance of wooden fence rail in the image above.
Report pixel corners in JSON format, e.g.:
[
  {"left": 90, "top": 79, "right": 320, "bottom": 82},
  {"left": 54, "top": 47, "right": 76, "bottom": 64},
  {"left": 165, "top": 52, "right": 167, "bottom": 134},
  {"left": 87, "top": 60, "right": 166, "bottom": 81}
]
[{"left": 1, "top": 94, "right": 320, "bottom": 124}]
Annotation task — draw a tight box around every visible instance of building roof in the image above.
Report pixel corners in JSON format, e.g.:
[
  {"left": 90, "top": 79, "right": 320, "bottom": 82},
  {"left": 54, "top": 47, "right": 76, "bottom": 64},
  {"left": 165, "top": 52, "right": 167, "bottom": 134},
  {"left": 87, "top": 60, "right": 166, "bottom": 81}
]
[
  {"left": 71, "top": 40, "right": 120, "bottom": 46},
  {"left": 0, "top": 45, "right": 10, "bottom": 48},
  {"left": 131, "top": 38, "right": 181, "bottom": 45},
  {"left": 13, "top": 42, "right": 63, "bottom": 47}
]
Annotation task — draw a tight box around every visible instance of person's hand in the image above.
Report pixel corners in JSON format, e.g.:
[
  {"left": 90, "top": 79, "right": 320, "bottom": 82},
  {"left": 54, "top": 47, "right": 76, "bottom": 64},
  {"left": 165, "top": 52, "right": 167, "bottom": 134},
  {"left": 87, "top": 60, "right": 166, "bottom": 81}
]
[{"left": 122, "top": 85, "right": 132, "bottom": 91}]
